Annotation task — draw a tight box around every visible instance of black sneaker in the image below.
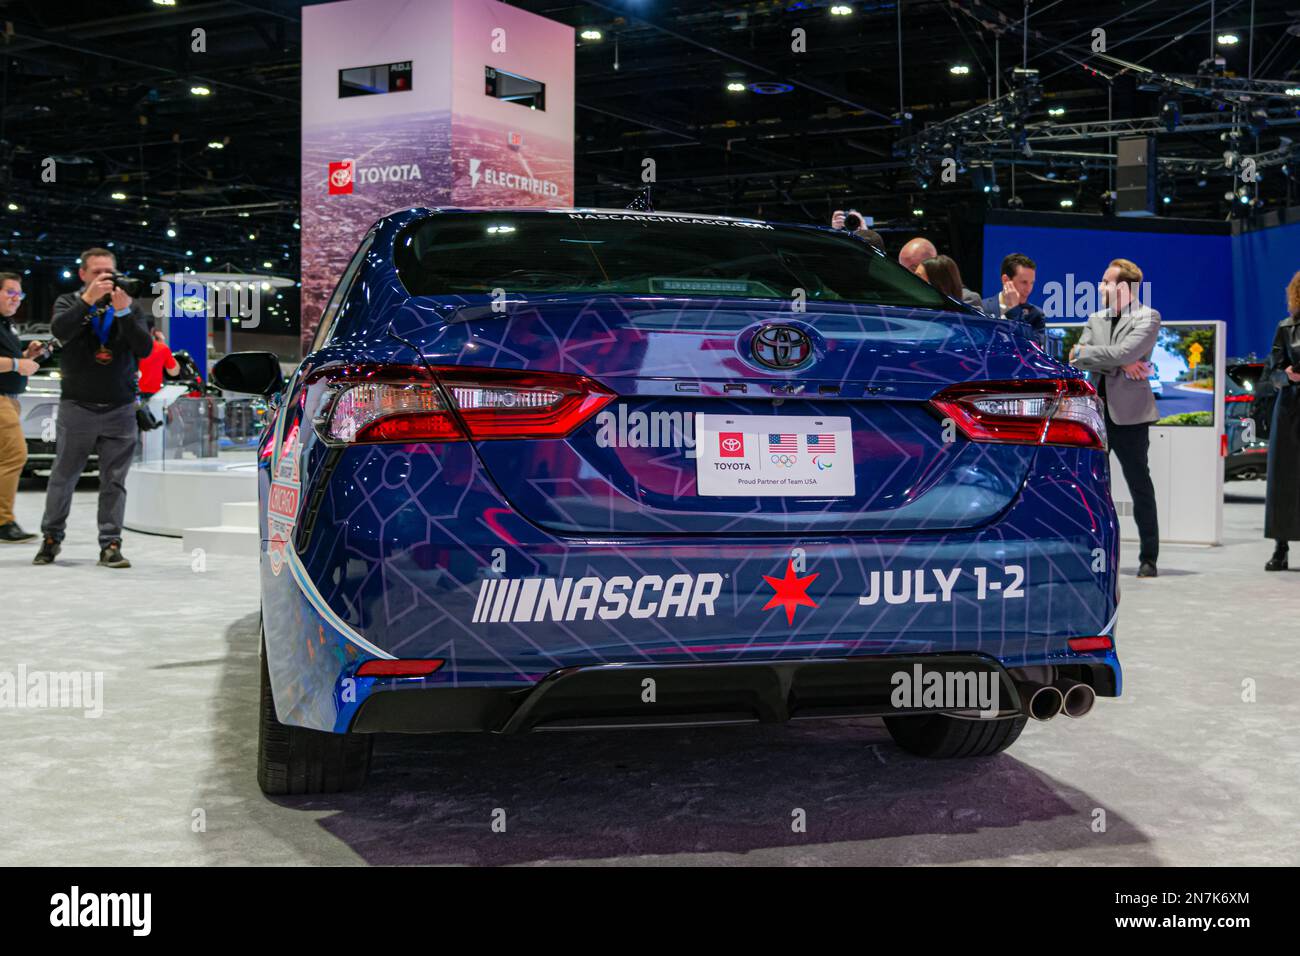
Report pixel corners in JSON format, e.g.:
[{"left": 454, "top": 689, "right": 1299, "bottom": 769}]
[
  {"left": 32, "top": 536, "right": 61, "bottom": 565},
  {"left": 1137, "top": 561, "right": 1158, "bottom": 578},
  {"left": 98, "top": 540, "right": 131, "bottom": 569},
  {"left": 0, "top": 521, "right": 37, "bottom": 543}
]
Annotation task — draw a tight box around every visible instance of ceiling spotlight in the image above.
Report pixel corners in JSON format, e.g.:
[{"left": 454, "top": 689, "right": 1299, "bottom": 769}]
[
  {"left": 1059, "top": 198, "right": 1075, "bottom": 208},
  {"left": 5, "top": 203, "right": 17, "bottom": 212},
  {"left": 829, "top": 4, "right": 853, "bottom": 14},
  {"left": 912, "top": 208, "right": 924, "bottom": 217},
  {"left": 190, "top": 85, "right": 211, "bottom": 96},
  {"left": 1217, "top": 33, "right": 1240, "bottom": 46},
  {"left": 1162, "top": 195, "right": 1173, "bottom": 204},
  {"left": 580, "top": 29, "right": 602, "bottom": 41},
  {"left": 204, "top": 256, "right": 213, "bottom": 264},
  {"left": 166, "top": 227, "right": 177, "bottom": 238},
  {"left": 1048, "top": 106, "right": 1066, "bottom": 116},
  {"left": 1286, "top": 88, "right": 1300, "bottom": 97},
  {"left": 62, "top": 270, "right": 72, "bottom": 279},
  {"left": 262, "top": 261, "right": 273, "bottom": 269},
  {"left": 152, "top": 0, "right": 177, "bottom": 6},
  {"left": 110, "top": 192, "right": 127, "bottom": 200},
  {"left": 207, "top": 141, "right": 224, "bottom": 150},
  {"left": 949, "top": 64, "right": 971, "bottom": 76},
  {"left": 726, "top": 81, "right": 747, "bottom": 92},
  {"left": 247, "top": 233, "right": 257, "bottom": 240}
]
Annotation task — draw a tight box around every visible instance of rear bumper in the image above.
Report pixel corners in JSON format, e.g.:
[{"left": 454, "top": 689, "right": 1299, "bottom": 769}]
[{"left": 347, "top": 653, "right": 1120, "bottom": 734}]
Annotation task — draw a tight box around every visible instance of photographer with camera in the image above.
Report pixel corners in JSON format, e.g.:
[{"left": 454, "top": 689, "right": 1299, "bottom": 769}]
[
  {"left": 33, "top": 248, "right": 152, "bottom": 569},
  {"left": 830, "top": 209, "right": 885, "bottom": 251}
]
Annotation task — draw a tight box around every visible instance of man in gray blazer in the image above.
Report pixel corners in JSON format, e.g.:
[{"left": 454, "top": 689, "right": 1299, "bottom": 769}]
[{"left": 1069, "top": 258, "right": 1162, "bottom": 577}]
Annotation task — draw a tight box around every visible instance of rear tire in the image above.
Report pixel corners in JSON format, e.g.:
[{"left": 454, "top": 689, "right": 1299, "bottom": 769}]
[
  {"left": 883, "top": 713, "right": 1028, "bottom": 758},
  {"left": 258, "top": 639, "right": 372, "bottom": 794}
]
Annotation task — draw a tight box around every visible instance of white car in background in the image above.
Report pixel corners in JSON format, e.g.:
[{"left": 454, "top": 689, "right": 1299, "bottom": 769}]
[{"left": 17, "top": 335, "right": 187, "bottom": 478}]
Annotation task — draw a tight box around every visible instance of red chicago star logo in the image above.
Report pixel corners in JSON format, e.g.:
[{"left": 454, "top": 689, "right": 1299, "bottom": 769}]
[{"left": 761, "top": 559, "right": 819, "bottom": 625}]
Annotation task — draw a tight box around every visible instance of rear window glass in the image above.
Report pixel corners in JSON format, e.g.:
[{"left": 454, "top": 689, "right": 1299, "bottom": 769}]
[{"left": 395, "top": 213, "right": 958, "bottom": 310}]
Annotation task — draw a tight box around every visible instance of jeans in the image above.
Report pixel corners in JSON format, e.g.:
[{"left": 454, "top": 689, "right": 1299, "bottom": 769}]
[
  {"left": 1106, "top": 410, "right": 1159, "bottom": 566},
  {"left": 40, "top": 399, "right": 137, "bottom": 547}
]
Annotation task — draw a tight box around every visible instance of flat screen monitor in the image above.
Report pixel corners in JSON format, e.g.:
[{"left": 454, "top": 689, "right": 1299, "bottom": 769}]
[{"left": 1046, "top": 321, "right": 1217, "bottom": 426}]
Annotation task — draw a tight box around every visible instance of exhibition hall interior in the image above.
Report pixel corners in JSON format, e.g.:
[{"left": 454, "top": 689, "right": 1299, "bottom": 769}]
[{"left": 1, "top": 0, "right": 1297, "bottom": 885}]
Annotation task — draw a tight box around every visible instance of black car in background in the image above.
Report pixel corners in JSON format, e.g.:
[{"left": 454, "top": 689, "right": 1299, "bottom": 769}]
[{"left": 1225, "top": 360, "right": 1272, "bottom": 481}]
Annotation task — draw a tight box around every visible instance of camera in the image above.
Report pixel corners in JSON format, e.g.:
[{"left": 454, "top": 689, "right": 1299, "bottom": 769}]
[
  {"left": 842, "top": 212, "right": 863, "bottom": 233},
  {"left": 110, "top": 272, "right": 146, "bottom": 297}
]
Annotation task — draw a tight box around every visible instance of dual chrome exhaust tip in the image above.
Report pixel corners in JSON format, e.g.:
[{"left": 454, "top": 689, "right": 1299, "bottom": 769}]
[{"left": 1015, "top": 677, "right": 1096, "bottom": 721}]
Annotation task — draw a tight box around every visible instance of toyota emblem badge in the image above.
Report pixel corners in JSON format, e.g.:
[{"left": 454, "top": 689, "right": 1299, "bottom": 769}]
[{"left": 751, "top": 325, "right": 813, "bottom": 370}]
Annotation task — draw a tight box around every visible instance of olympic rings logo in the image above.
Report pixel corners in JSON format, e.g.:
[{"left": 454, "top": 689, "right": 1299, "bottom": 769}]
[{"left": 770, "top": 454, "right": 796, "bottom": 467}]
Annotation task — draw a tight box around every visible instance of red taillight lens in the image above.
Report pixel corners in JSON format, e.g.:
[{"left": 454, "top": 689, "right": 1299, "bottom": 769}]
[
  {"left": 1068, "top": 636, "right": 1113, "bottom": 652},
  {"left": 929, "top": 378, "right": 1106, "bottom": 450},
  {"left": 1225, "top": 394, "right": 1253, "bottom": 403},
  {"left": 357, "top": 659, "right": 445, "bottom": 677},
  {"left": 323, "top": 367, "right": 615, "bottom": 444}
]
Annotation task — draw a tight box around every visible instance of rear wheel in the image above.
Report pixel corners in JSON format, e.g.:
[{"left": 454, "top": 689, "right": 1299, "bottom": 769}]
[
  {"left": 883, "top": 713, "right": 1028, "bottom": 758},
  {"left": 258, "top": 639, "right": 372, "bottom": 794}
]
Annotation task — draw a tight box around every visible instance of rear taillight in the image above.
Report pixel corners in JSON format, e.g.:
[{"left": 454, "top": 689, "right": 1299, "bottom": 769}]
[
  {"left": 929, "top": 378, "right": 1106, "bottom": 450},
  {"left": 322, "top": 366, "right": 615, "bottom": 444}
]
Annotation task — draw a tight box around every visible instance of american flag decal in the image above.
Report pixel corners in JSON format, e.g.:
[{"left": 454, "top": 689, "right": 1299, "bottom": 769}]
[
  {"left": 767, "top": 433, "right": 797, "bottom": 452},
  {"left": 807, "top": 433, "right": 837, "bottom": 453}
]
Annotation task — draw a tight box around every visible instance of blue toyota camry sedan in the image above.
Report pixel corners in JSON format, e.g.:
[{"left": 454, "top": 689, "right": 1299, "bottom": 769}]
[{"left": 214, "top": 208, "right": 1122, "bottom": 793}]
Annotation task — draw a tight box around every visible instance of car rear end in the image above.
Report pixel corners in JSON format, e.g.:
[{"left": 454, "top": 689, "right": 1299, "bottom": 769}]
[{"left": 253, "top": 208, "right": 1121, "bottom": 790}]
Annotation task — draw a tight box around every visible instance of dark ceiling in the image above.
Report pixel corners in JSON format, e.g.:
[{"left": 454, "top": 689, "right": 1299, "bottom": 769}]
[{"left": 2, "top": 0, "right": 1299, "bottom": 329}]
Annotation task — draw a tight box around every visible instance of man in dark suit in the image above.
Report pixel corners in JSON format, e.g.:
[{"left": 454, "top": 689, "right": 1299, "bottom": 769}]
[
  {"left": 980, "top": 253, "right": 1046, "bottom": 346},
  {"left": 33, "top": 247, "right": 152, "bottom": 568}
]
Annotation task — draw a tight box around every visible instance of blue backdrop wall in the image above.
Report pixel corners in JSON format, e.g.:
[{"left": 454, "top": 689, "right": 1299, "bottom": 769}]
[{"left": 982, "top": 213, "right": 1297, "bottom": 359}]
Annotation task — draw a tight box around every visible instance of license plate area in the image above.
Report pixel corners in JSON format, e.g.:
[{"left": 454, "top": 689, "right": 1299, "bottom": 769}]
[{"left": 695, "top": 413, "right": 855, "bottom": 497}]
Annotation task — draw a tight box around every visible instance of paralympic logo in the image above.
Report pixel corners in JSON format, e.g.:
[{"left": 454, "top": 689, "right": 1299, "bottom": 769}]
[{"left": 812, "top": 455, "right": 832, "bottom": 470}]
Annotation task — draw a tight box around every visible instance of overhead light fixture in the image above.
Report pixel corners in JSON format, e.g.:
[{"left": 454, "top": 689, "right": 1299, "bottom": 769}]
[
  {"left": 5, "top": 203, "right": 17, "bottom": 212},
  {"left": 1286, "top": 87, "right": 1300, "bottom": 97},
  {"left": 1059, "top": 198, "right": 1075, "bottom": 208},
  {"left": 580, "top": 29, "right": 602, "bottom": 41},
  {"left": 726, "top": 81, "right": 747, "bottom": 92},
  {"left": 207, "top": 141, "right": 224, "bottom": 150},
  {"left": 166, "top": 226, "right": 177, "bottom": 238},
  {"left": 949, "top": 64, "right": 971, "bottom": 76},
  {"left": 1048, "top": 106, "right": 1066, "bottom": 116},
  {"left": 830, "top": 4, "right": 853, "bottom": 15},
  {"left": 912, "top": 208, "right": 924, "bottom": 216},
  {"left": 110, "top": 191, "right": 127, "bottom": 200},
  {"left": 153, "top": 0, "right": 177, "bottom": 6},
  {"left": 1217, "top": 33, "right": 1240, "bottom": 46},
  {"left": 262, "top": 261, "right": 273, "bottom": 269},
  {"left": 190, "top": 85, "right": 211, "bottom": 96}
]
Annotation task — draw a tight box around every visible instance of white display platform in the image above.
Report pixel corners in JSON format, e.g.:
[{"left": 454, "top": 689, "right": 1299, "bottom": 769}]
[
  {"left": 1048, "top": 320, "right": 1227, "bottom": 547},
  {"left": 123, "top": 458, "right": 258, "bottom": 537}
]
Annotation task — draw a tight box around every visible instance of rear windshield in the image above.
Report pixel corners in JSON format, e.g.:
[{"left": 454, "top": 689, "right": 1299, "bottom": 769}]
[{"left": 395, "top": 212, "right": 958, "bottom": 310}]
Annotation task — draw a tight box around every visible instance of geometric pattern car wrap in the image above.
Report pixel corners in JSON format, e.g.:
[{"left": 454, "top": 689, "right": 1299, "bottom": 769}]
[{"left": 259, "top": 208, "right": 1121, "bottom": 733}]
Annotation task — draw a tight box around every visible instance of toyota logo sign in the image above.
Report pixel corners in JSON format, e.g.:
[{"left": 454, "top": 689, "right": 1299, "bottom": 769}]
[{"left": 751, "top": 325, "right": 813, "bottom": 370}]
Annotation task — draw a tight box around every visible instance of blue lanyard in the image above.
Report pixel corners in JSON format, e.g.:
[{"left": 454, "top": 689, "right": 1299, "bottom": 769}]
[{"left": 90, "top": 304, "right": 115, "bottom": 345}]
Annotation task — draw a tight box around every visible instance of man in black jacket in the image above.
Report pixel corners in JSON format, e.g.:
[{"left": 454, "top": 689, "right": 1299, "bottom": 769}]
[{"left": 33, "top": 248, "right": 152, "bottom": 568}]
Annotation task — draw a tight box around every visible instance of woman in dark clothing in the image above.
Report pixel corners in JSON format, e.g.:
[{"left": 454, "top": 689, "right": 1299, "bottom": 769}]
[
  {"left": 1263, "top": 272, "right": 1300, "bottom": 570},
  {"left": 916, "top": 255, "right": 965, "bottom": 304}
]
